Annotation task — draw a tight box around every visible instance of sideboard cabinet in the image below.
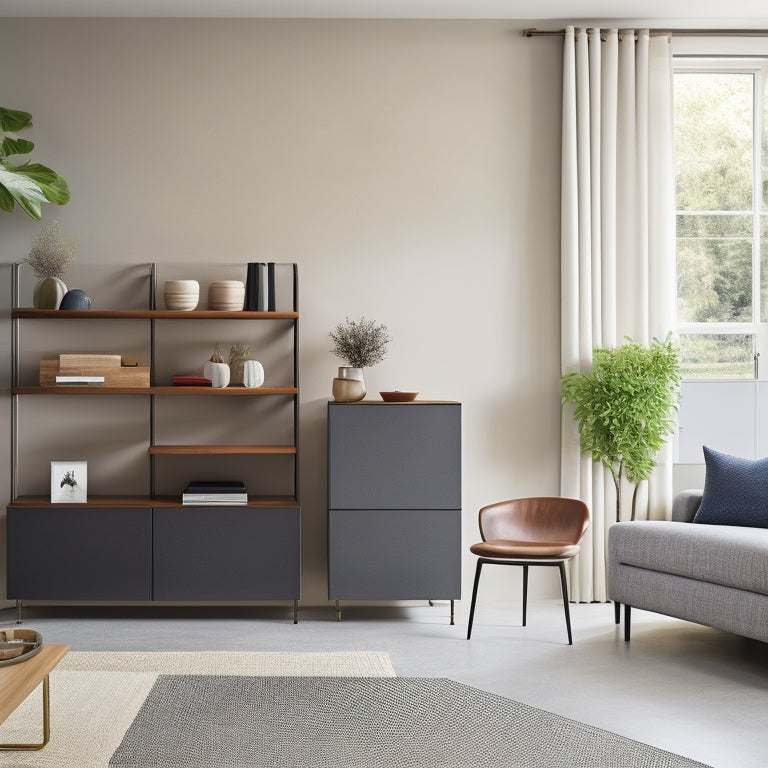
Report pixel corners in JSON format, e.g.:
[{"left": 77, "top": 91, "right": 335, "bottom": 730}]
[
  {"left": 327, "top": 401, "right": 461, "bottom": 622},
  {"left": 7, "top": 263, "right": 300, "bottom": 622}
]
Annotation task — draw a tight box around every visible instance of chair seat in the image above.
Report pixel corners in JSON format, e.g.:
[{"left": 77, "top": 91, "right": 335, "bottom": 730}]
[{"left": 470, "top": 539, "right": 581, "bottom": 559}]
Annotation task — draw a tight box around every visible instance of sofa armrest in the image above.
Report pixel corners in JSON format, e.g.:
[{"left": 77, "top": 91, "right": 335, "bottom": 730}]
[{"left": 672, "top": 489, "right": 703, "bottom": 522}]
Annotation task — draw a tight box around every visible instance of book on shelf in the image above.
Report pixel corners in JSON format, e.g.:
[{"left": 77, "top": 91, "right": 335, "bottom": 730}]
[
  {"left": 55, "top": 375, "right": 105, "bottom": 384},
  {"left": 267, "top": 262, "right": 276, "bottom": 311},
  {"left": 244, "top": 261, "right": 289, "bottom": 312},
  {"left": 184, "top": 481, "right": 247, "bottom": 493},
  {"left": 182, "top": 480, "right": 248, "bottom": 504},
  {"left": 182, "top": 494, "right": 248, "bottom": 505}
]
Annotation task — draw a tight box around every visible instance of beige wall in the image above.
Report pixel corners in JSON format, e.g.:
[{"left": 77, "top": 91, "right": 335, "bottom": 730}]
[{"left": 0, "top": 19, "right": 564, "bottom": 607}]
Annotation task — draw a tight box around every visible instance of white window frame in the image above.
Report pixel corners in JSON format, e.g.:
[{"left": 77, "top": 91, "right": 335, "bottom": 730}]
[{"left": 674, "top": 57, "right": 768, "bottom": 380}]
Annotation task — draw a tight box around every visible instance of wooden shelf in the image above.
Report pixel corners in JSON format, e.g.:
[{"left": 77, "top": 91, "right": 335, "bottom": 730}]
[
  {"left": 9, "top": 495, "right": 299, "bottom": 508},
  {"left": 11, "top": 309, "right": 298, "bottom": 320},
  {"left": 149, "top": 445, "right": 297, "bottom": 455},
  {"left": 12, "top": 386, "right": 298, "bottom": 395}
]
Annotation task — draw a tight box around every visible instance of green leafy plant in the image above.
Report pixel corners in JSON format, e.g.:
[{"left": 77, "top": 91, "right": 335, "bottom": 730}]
[
  {"left": 330, "top": 317, "right": 391, "bottom": 368},
  {"left": 0, "top": 106, "right": 70, "bottom": 219},
  {"left": 561, "top": 334, "right": 682, "bottom": 522}
]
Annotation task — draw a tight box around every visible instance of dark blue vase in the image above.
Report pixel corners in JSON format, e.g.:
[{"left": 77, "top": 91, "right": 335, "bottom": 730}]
[{"left": 59, "top": 289, "right": 91, "bottom": 310}]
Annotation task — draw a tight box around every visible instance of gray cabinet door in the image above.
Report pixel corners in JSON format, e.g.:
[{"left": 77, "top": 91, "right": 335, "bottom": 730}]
[
  {"left": 152, "top": 506, "right": 301, "bottom": 600},
  {"left": 328, "top": 402, "right": 461, "bottom": 510},
  {"left": 6, "top": 507, "right": 152, "bottom": 600},
  {"left": 328, "top": 508, "right": 461, "bottom": 599}
]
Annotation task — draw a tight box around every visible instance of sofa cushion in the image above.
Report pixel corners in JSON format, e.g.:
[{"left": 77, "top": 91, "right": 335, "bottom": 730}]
[
  {"left": 692, "top": 446, "right": 768, "bottom": 528},
  {"left": 609, "top": 520, "right": 768, "bottom": 597}
]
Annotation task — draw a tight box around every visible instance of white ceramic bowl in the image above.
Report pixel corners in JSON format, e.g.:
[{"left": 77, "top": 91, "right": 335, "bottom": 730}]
[{"left": 164, "top": 280, "right": 199, "bottom": 311}]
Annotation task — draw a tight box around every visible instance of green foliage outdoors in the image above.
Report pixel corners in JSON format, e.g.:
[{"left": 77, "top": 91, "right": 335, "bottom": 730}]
[
  {"left": 0, "top": 106, "right": 70, "bottom": 220},
  {"left": 561, "top": 335, "right": 682, "bottom": 522},
  {"left": 675, "top": 73, "right": 755, "bottom": 326}
]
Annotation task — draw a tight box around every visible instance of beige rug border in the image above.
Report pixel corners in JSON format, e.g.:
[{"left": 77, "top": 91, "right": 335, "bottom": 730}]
[
  {"left": 57, "top": 649, "right": 395, "bottom": 676},
  {"left": 0, "top": 651, "right": 394, "bottom": 768}
]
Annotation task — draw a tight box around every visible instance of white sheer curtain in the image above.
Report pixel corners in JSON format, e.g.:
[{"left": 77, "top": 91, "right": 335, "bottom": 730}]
[{"left": 560, "top": 27, "right": 676, "bottom": 602}]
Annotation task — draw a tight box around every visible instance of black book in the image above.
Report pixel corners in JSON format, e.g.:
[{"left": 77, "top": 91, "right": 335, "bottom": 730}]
[
  {"left": 244, "top": 263, "right": 258, "bottom": 311},
  {"left": 184, "top": 481, "right": 247, "bottom": 494},
  {"left": 267, "top": 262, "right": 276, "bottom": 311}
]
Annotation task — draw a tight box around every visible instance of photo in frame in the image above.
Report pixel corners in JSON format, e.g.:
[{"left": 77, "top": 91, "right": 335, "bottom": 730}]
[{"left": 50, "top": 461, "right": 88, "bottom": 503}]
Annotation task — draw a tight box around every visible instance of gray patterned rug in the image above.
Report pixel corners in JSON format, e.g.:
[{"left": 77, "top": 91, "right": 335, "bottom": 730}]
[{"left": 109, "top": 676, "right": 711, "bottom": 768}]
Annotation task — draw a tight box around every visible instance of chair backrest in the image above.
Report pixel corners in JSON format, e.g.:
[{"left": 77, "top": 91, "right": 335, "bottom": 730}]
[{"left": 478, "top": 497, "right": 590, "bottom": 545}]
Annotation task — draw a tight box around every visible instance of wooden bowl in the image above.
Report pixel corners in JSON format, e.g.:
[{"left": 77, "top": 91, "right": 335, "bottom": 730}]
[{"left": 379, "top": 391, "right": 418, "bottom": 402}]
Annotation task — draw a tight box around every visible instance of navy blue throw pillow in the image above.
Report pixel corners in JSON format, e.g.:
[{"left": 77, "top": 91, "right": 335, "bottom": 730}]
[{"left": 693, "top": 446, "right": 768, "bottom": 528}]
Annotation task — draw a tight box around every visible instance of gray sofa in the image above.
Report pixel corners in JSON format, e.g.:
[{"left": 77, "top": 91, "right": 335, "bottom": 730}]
[{"left": 608, "top": 489, "right": 768, "bottom": 643}]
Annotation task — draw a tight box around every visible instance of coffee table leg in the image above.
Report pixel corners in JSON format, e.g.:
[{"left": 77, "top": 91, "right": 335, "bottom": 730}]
[{"left": 0, "top": 674, "right": 51, "bottom": 751}]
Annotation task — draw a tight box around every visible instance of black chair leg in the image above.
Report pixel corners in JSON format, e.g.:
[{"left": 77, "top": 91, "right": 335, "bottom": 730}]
[
  {"left": 614, "top": 600, "right": 621, "bottom": 624},
  {"left": 466, "top": 560, "right": 484, "bottom": 639},
  {"left": 521, "top": 565, "right": 529, "bottom": 626},
  {"left": 624, "top": 604, "right": 631, "bottom": 642},
  {"left": 558, "top": 561, "right": 573, "bottom": 645}
]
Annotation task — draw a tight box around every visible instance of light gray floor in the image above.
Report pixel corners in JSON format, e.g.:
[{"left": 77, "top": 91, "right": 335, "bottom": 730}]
[{"left": 1, "top": 599, "right": 766, "bottom": 768}]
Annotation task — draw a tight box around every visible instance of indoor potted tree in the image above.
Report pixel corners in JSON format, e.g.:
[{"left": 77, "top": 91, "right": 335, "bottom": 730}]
[
  {"left": 561, "top": 334, "right": 682, "bottom": 522},
  {"left": 0, "top": 106, "right": 70, "bottom": 219}
]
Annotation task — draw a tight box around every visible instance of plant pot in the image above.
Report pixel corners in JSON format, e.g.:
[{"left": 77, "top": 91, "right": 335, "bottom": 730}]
[
  {"left": 338, "top": 366, "right": 364, "bottom": 382},
  {"left": 332, "top": 377, "right": 366, "bottom": 402},
  {"left": 33, "top": 277, "right": 67, "bottom": 309}
]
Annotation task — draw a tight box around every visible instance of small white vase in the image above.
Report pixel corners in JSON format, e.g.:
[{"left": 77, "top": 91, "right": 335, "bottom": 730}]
[{"left": 203, "top": 360, "right": 230, "bottom": 388}]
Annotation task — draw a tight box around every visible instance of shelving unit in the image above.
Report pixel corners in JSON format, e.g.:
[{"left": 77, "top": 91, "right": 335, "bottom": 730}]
[{"left": 7, "top": 263, "right": 301, "bottom": 622}]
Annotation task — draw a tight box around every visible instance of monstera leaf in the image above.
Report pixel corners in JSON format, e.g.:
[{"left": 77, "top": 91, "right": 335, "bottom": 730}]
[{"left": 0, "top": 107, "right": 70, "bottom": 220}]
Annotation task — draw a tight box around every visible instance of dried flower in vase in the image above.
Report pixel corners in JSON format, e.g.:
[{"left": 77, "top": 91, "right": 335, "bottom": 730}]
[
  {"left": 228, "top": 343, "right": 252, "bottom": 385},
  {"left": 209, "top": 344, "right": 226, "bottom": 363},
  {"left": 24, "top": 220, "right": 78, "bottom": 279},
  {"left": 330, "top": 317, "right": 391, "bottom": 369}
]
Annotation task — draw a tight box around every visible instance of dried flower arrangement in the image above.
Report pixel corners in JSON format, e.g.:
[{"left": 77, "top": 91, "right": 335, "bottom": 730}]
[
  {"left": 329, "top": 317, "right": 391, "bottom": 369},
  {"left": 228, "top": 343, "right": 252, "bottom": 385},
  {"left": 24, "top": 220, "right": 77, "bottom": 278}
]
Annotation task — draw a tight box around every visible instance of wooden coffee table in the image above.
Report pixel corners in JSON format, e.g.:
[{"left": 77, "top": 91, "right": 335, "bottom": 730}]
[{"left": 0, "top": 644, "right": 70, "bottom": 750}]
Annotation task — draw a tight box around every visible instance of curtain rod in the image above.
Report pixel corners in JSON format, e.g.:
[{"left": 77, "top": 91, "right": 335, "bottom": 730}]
[{"left": 525, "top": 28, "right": 768, "bottom": 38}]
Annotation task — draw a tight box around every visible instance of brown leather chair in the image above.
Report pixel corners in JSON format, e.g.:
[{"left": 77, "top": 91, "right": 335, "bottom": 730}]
[{"left": 466, "top": 497, "right": 591, "bottom": 645}]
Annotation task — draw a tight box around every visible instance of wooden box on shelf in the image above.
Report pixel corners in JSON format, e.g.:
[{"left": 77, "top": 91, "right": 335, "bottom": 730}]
[{"left": 39, "top": 355, "right": 150, "bottom": 387}]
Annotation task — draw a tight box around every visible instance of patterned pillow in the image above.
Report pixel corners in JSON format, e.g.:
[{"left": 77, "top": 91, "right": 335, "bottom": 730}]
[{"left": 693, "top": 446, "right": 768, "bottom": 528}]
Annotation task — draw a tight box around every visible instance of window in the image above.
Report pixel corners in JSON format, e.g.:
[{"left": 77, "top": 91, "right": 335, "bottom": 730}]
[{"left": 674, "top": 60, "right": 768, "bottom": 380}]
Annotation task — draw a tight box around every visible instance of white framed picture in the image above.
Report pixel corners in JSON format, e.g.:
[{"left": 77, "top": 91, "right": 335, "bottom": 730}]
[{"left": 50, "top": 461, "right": 88, "bottom": 503}]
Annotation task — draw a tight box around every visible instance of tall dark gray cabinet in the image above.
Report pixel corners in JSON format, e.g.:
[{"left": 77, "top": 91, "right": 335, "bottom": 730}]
[{"left": 327, "top": 400, "right": 461, "bottom": 623}]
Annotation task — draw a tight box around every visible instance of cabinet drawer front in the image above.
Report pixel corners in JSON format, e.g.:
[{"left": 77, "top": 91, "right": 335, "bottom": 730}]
[
  {"left": 152, "top": 506, "right": 300, "bottom": 601},
  {"left": 6, "top": 507, "right": 152, "bottom": 600},
  {"left": 328, "top": 402, "right": 461, "bottom": 509},
  {"left": 328, "top": 508, "right": 461, "bottom": 600}
]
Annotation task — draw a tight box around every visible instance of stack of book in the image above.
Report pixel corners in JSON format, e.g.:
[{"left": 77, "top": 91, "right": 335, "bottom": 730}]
[
  {"left": 182, "top": 481, "right": 248, "bottom": 506},
  {"left": 244, "top": 262, "right": 276, "bottom": 311}
]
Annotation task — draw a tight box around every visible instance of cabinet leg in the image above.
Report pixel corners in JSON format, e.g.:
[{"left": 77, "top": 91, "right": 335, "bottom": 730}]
[
  {"left": 335, "top": 600, "right": 342, "bottom": 622},
  {"left": 293, "top": 600, "right": 298, "bottom": 624},
  {"left": 15, "top": 600, "right": 22, "bottom": 625},
  {"left": 450, "top": 599, "right": 454, "bottom": 626}
]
